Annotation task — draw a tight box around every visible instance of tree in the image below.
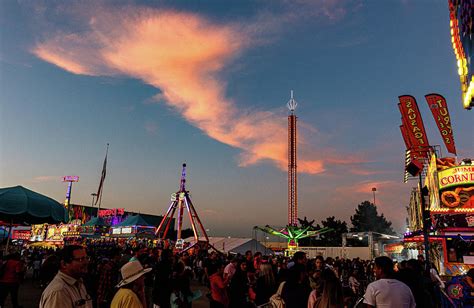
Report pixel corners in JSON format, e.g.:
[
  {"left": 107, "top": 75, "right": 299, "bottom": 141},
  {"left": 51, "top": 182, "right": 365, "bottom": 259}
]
[
  {"left": 350, "top": 201, "right": 395, "bottom": 235},
  {"left": 297, "top": 216, "right": 318, "bottom": 246},
  {"left": 298, "top": 216, "right": 316, "bottom": 229},
  {"left": 317, "top": 216, "right": 348, "bottom": 246}
]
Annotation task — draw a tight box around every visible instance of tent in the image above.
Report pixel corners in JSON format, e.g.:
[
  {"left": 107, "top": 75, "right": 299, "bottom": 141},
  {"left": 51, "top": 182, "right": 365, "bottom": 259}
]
[
  {"left": 0, "top": 186, "right": 67, "bottom": 224},
  {"left": 117, "top": 214, "right": 152, "bottom": 227},
  {"left": 184, "top": 237, "right": 274, "bottom": 255},
  {"left": 82, "top": 216, "right": 108, "bottom": 227},
  {"left": 0, "top": 185, "right": 67, "bottom": 251}
]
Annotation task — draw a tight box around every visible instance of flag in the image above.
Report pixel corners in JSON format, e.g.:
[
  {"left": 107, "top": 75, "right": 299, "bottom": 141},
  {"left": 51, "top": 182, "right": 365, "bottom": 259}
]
[
  {"left": 95, "top": 145, "right": 108, "bottom": 205},
  {"left": 424, "top": 94, "right": 457, "bottom": 155},
  {"left": 398, "top": 95, "right": 430, "bottom": 158}
]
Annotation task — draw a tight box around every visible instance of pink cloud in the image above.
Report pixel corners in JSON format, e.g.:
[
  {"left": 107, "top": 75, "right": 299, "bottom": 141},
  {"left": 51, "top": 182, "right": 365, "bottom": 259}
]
[
  {"left": 32, "top": 176, "right": 60, "bottom": 183},
  {"left": 31, "top": 6, "right": 357, "bottom": 175}
]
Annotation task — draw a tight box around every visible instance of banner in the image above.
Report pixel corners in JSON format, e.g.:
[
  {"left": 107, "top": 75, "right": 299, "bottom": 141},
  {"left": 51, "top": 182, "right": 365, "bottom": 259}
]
[
  {"left": 398, "top": 95, "right": 430, "bottom": 158},
  {"left": 399, "top": 125, "right": 412, "bottom": 149},
  {"left": 424, "top": 94, "right": 457, "bottom": 155}
]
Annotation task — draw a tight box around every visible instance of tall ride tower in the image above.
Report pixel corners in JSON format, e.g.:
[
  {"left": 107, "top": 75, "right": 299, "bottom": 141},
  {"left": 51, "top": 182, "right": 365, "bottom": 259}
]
[
  {"left": 155, "top": 163, "right": 218, "bottom": 253},
  {"left": 254, "top": 91, "right": 331, "bottom": 255},
  {"left": 287, "top": 91, "right": 298, "bottom": 226}
]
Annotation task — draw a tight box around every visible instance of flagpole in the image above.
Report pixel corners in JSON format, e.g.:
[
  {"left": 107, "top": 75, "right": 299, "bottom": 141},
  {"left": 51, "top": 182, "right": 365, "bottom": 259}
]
[{"left": 98, "top": 143, "right": 109, "bottom": 212}]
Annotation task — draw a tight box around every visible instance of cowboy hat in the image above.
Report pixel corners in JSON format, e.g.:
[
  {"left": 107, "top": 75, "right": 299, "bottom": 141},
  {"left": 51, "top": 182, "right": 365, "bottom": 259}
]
[{"left": 116, "top": 260, "right": 152, "bottom": 288}]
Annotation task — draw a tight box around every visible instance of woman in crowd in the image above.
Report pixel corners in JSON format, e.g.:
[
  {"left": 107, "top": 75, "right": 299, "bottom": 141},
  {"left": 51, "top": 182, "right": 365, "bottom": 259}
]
[
  {"left": 308, "top": 268, "right": 343, "bottom": 308},
  {"left": 111, "top": 260, "right": 150, "bottom": 308},
  {"left": 229, "top": 260, "right": 250, "bottom": 308},
  {"left": 254, "top": 263, "right": 277, "bottom": 306}
]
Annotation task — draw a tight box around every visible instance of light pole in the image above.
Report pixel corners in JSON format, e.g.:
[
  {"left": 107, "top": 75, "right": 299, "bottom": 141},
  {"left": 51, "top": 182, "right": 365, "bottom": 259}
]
[{"left": 372, "top": 187, "right": 377, "bottom": 206}]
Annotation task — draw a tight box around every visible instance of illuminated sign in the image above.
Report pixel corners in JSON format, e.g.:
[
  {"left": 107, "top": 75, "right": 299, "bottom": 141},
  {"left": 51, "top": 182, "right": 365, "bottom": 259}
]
[
  {"left": 112, "top": 228, "right": 121, "bottom": 235},
  {"left": 439, "top": 166, "right": 474, "bottom": 189},
  {"left": 437, "top": 166, "right": 474, "bottom": 209},
  {"left": 62, "top": 176, "right": 79, "bottom": 182},
  {"left": 12, "top": 230, "right": 31, "bottom": 240},
  {"left": 384, "top": 243, "right": 404, "bottom": 254},
  {"left": 98, "top": 208, "right": 125, "bottom": 217},
  {"left": 449, "top": 0, "right": 474, "bottom": 109},
  {"left": 121, "top": 227, "right": 132, "bottom": 234},
  {"left": 426, "top": 153, "right": 440, "bottom": 209}
]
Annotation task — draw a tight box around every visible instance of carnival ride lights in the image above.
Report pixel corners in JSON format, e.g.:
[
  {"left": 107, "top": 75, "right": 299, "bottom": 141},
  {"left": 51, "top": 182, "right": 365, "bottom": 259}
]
[
  {"left": 155, "top": 163, "right": 218, "bottom": 253},
  {"left": 448, "top": 0, "right": 474, "bottom": 109},
  {"left": 255, "top": 92, "right": 332, "bottom": 252}
]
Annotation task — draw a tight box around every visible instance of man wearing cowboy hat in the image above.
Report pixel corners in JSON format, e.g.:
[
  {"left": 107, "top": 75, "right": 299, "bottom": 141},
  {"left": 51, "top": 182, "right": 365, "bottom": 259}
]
[{"left": 111, "top": 260, "right": 151, "bottom": 308}]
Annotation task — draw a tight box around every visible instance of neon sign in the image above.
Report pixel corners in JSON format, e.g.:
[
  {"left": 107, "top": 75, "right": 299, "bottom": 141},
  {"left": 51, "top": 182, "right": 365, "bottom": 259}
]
[
  {"left": 439, "top": 166, "right": 474, "bottom": 189},
  {"left": 98, "top": 208, "right": 125, "bottom": 217}
]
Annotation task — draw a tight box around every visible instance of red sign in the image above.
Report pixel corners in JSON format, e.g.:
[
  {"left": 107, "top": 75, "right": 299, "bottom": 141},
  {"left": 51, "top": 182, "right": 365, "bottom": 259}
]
[
  {"left": 12, "top": 230, "right": 31, "bottom": 240},
  {"left": 424, "top": 94, "right": 457, "bottom": 155},
  {"left": 398, "top": 95, "right": 430, "bottom": 158},
  {"left": 98, "top": 208, "right": 125, "bottom": 217}
]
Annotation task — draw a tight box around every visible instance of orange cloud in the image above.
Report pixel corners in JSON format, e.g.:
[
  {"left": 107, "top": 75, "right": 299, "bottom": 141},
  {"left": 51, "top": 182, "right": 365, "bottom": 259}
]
[{"left": 32, "top": 7, "right": 327, "bottom": 173}]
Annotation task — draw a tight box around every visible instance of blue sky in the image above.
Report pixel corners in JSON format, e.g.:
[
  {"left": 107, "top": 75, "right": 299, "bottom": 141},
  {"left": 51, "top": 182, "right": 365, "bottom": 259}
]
[{"left": 0, "top": 0, "right": 472, "bottom": 237}]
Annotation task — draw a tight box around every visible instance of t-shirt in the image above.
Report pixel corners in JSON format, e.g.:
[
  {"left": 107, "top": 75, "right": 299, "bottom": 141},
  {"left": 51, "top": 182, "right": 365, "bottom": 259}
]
[
  {"left": 223, "top": 263, "right": 236, "bottom": 280},
  {"left": 111, "top": 288, "right": 143, "bottom": 308},
  {"left": 363, "top": 279, "right": 415, "bottom": 308}
]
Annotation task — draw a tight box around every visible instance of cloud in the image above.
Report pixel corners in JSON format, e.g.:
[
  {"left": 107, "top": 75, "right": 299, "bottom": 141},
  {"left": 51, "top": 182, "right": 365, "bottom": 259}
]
[
  {"left": 30, "top": 5, "right": 360, "bottom": 175},
  {"left": 32, "top": 176, "right": 60, "bottom": 183}
]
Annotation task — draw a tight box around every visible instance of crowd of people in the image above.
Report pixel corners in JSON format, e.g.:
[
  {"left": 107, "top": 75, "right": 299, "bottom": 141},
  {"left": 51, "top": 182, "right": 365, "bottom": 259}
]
[{"left": 0, "top": 240, "right": 473, "bottom": 308}]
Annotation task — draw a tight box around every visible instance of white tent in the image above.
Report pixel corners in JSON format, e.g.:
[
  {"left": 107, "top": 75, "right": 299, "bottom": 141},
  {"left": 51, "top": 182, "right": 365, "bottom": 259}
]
[{"left": 184, "top": 237, "right": 274, "bottom": 255}]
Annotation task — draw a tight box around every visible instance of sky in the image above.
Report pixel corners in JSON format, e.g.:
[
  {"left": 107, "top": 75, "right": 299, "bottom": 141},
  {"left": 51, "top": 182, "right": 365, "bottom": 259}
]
[{"left": 0, "top": 0, "right": 473, "bottom": 238}]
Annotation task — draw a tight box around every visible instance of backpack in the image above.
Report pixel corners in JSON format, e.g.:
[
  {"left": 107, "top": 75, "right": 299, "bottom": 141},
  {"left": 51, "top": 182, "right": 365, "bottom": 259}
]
[{"left": 269, "top": 281, "right": 286, "bottom": 308}]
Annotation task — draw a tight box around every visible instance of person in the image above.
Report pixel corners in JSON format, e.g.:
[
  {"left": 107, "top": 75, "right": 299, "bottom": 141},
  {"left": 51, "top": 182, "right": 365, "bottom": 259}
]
[
  {"left": 153, "top": 249, "right": 174, "bottom": 308},
  {"left": 229, "top": 260, "right": 250, "bottom": 308},
  {"left": 209, "top": 263, "right": 230, "bottom": 308},
  {"left": 32, "top": 257, "right": 41, "bottom": 281},
  {"left": 348, "top": 270, "right": 360, "bottom": 295},
  {"left": 97, "top": 248, "right": 121, "bottom": 308},
  {"left": 281, "top": 263, "right": 311, "bottom": 308},
  {"left": 255, "top": 263, "right": 277, "bottom": 306},
  {"left": 363, "top": 256, "right": 415, "bottom": 308},
  {"left": 308, "top": 268, "right": 343, "bottom": 308},
  {"left": 287, "top": 251, "right": 307, "bottom": 269},
  {"left": 224, "top": 258, "right": 237, "bottom": 282},
  {"left": 39, "top": 245, "right": 92, "bottom": 308},
  {"left": 111, "top": 260, "right": 151, "bottom": 308},
  {"left": 0, "top": 252, "right": 25, "bottom": 308}
]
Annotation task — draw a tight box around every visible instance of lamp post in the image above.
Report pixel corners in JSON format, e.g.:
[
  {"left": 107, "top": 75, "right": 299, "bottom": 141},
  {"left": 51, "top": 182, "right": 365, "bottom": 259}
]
[{"left": 372, "top": 187, "right": 377, "bottom": 206}]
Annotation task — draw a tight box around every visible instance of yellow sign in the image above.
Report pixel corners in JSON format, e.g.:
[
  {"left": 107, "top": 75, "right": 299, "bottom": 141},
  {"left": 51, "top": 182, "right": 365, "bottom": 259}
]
[{"left": 438, "top": 166, "right": 474, "bottom": 190}]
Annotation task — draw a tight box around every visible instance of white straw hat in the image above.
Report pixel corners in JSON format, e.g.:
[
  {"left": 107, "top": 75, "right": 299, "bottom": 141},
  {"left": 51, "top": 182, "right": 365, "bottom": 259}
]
[{"left": 116, "top": 260, "right": 152, "bottom": 288}]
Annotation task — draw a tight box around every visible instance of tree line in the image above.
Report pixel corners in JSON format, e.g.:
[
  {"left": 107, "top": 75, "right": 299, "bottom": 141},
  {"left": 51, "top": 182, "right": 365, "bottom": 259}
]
[{"left": 297, "top": 201, "right": 395, "bottom": 247}]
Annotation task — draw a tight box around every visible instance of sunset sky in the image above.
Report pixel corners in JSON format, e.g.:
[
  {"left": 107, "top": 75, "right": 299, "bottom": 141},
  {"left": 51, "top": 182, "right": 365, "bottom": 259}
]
[{"left": 1, "top": 1, "right": 472, "bottom": 237}]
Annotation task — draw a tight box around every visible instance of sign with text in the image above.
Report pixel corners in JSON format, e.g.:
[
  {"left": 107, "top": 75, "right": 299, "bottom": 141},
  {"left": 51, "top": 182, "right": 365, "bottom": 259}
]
[
  {"left": 424, "top": 94, "right": 457, "bottom": 155},
  {"left": 439, "top": 166, "right": 474, "bottom": 189},
  {"left": 398, "top": 95, "right": 430, "bottom": 158},
  {"left": 62, "top": 176, "right": 79, "bottom": 182},
  {"left": 438, "top": 166, "right": 474, "bottom": 208},
  {"left": 98, "top": 208, "right": 125, "bottom": 217}
]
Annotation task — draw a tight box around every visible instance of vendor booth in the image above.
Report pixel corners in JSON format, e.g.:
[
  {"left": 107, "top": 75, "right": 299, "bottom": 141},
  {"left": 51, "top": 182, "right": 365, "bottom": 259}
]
[{"left": 110, "top": 214, "right": 155, "bottom": 238}]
